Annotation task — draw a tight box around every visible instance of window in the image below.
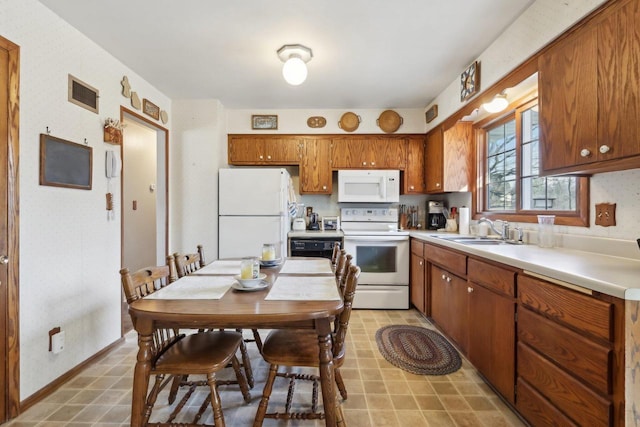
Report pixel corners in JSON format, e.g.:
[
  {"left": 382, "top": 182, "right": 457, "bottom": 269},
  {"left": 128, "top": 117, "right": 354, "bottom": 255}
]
[{"left": 476, "top": 98, "right": 588, "bottom": 226}]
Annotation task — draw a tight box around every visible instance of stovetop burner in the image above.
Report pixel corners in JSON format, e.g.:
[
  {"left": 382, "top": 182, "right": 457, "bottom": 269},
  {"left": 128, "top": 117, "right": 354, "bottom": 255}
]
[{"left": 340, "top": 207, "right": 409, "bottom": 236}]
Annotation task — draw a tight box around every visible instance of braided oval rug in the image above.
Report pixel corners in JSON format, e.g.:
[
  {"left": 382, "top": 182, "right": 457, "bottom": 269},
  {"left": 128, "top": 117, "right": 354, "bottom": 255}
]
[{"left": 375, "top": 325, "right": 462, "bottom": 376}]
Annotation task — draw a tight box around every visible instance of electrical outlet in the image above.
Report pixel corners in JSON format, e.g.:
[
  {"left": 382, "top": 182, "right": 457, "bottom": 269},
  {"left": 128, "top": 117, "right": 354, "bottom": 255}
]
[
  {"left": 595, "top": 203, "right": 616, "bottom": 227},
  {"left": 51, "top": 331, "right": 65, "bottom": 354}
]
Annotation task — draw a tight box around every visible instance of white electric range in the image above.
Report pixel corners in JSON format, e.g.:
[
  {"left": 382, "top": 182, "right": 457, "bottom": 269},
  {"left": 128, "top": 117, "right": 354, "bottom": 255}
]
[{"left": 340, "top": 207, "right": 409, "bottom": 309}]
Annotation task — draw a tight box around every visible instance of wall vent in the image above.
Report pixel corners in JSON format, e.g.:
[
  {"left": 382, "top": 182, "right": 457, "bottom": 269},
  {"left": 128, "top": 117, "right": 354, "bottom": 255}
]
[{"left": 68, "top": 74, "right": 99, "bottom": 113}]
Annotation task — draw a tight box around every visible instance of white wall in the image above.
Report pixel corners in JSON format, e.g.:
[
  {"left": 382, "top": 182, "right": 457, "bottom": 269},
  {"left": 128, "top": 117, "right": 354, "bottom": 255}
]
[
  {"left": 1, "top": 0, "right": 171, "bottom": 399},
  {"left": 227, "top": 108, "right": 426, "bottom": 134},
  {"left": 170, "top": 99, "right": 226, "bottom": 259}
]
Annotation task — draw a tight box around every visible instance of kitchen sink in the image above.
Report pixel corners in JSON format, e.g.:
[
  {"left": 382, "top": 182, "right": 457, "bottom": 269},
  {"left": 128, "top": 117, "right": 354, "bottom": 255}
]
[
  {"left": 430, "top": 235, "right": 506, "bottom": 245},
  {"left": 452, "top": 238, "right": 505, "bottom": 245}
]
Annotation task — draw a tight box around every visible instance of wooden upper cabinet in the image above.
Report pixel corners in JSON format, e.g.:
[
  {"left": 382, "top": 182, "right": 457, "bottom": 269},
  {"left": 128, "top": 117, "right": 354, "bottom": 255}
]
[
  {"left": 331, "top": 136, "right": 406, "bottom": 169},
  {"left": 538, "top": 0, "right": 640, "bottom": 174},
  {"left": 596, "top": 0, "right": 640, "bottom": 161},
  {"left": 228, "top": 135, "right": 301, "bottom": 165},
  {"left": 403, "top": 135, "right": 426, "bottom": 194},
  {"left": 425, "top": 122, "right": 473, "bottom": 193},
  {"left": 299, "top": 137, "right": 332, "bottom": 194},
  {"left": 538, "top": 24, "right": 598, "bottom": 173}
]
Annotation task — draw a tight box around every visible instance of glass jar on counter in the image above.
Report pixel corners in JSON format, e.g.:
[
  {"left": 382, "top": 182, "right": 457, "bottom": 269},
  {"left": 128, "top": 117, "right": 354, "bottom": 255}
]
[{"left": 261, "top": 243, "right": 276, "bottom": 261}]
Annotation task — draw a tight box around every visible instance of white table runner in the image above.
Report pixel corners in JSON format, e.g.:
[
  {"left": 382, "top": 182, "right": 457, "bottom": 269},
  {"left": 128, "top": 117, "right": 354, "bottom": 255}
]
[
  {"left": 194, "top": 260, "right": 242, "bottom": 275},
  {"left": 279, "top": 259, "right": 333, "bottom": 275},
  {"left": 265, "top": 276, "right": 341, "bottom": 301},
  {"left": 145, "top": 275, "right": 234, "bottom": 300}
]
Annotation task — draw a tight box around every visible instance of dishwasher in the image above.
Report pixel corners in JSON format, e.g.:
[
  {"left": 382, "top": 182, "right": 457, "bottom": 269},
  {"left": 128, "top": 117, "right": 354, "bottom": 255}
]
[{"left": 289, "top": 236, "right": 343, "bottom": 259}]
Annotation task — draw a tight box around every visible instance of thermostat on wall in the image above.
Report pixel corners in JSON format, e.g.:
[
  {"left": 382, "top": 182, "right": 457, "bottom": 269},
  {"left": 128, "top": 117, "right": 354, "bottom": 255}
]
[{"left": 322, "top": 216, "right": 339, "bottom": 231}]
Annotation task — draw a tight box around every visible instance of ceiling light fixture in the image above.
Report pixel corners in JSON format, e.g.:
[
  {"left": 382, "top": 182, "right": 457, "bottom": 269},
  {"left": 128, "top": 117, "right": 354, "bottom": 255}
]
[
  {"left": 482, "top": 92, "right": 509, "bottom": 113},
  {"left": 277, "top": 44, "right": 313, "bottom": 86}
]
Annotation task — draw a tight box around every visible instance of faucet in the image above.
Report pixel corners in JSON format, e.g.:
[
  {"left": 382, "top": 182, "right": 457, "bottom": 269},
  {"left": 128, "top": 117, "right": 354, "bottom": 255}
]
[{"left": 478, "top": 217, "right": 509, "bottom": 240}]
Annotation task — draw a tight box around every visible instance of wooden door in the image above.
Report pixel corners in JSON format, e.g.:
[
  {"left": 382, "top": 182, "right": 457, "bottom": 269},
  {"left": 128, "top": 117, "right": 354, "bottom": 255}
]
[
  {"left": 597, "top": 0, "right": 640, "bottom": 160},
  {"left": 468, "top": 283, "right": 516, "bottom": 403},
  {"left": 0, "top": 35, "right": 20, "bottom": 422},
  {"left": 409, "top": 253, "right": 425, "bottom": 313},
  {"left": 371, "top": 137, "right": 406, "bottom": 169},
  {"left": 263, "top": 137, "right": 301, "bottom": 163},
  {"left": 0, "top": 39, "right": 7, "bottom": 424},
  {"left": 442, "top": 122, "right": 473, "bottom": 192},
  {"left": 425, "top": 127, "right": 444, "bottom": 192},
  {"left": 300, "top": 138, "right": 332, "bottom": 194},
  {"left": 331, "top": 137, "right": 369, "bottom": 168},
  {"left": 228, "top": 136, "right": 263, "bottom": 163},
  {"left": 538, "top": 24, "right": 598, "bottom": 172},
  {"left": 430, "top": 264, "right": 467, "bottom": 351},
  {"left": 404, "top": 136, "right": 425, "bottom": 194}
]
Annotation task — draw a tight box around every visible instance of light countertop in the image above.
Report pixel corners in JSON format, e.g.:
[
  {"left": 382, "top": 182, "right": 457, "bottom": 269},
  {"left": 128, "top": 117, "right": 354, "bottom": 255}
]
[
  {"left": 410, "top": 231, "right": 640, "bottom": 301},
  {"left": 288, "top": 230, "right": 344, "bottom": 239}
]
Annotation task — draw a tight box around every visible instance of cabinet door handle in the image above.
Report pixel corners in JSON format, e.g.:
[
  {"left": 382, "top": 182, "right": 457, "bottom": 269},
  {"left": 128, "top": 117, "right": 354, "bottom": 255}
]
[
  {"left": 371, "top": 161, "right": 375, "bottom": 166},
  {"left": 410, "top": 185, "right": 415, "bottom": 190},
  {"left": 467, "top": 286, "right": 474, "bottom": 293},
  {"left": 446, "top": 276, "right": 451, "bottom": 283},
  {"left": 599, "top": 145, "right": 611, "bottom": 154},
  {"left": 267, "top": 155, "right": 272, "bottom": 160},
  {"left": 259, "top": 155, "right": 264, "bottom": 160},
  {"left": 322, "top": 185, "right": 327, "bottom": 190},
  {"left": 419, "top": 260, "right": 423, "bottom": 266},
  {"left": 362, "top": 162, "right": 367, "bottom": 166},
  {"left": 580, "top": 148, "right": 591, "bottom": 158},
  {"left": 441, "top": 274, "right": 446, "bottom": 280},
  {"left": 436, "top": 182, "right": 441, "bottom": 188}
]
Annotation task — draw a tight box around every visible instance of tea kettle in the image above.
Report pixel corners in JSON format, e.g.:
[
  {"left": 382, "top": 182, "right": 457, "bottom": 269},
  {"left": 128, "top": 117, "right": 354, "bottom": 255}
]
[{"left": 307, "top": 213, "right": 320, "bottom": 231}]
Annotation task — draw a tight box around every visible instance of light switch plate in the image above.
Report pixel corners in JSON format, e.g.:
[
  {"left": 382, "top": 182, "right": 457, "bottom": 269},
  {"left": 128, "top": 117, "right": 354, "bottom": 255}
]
[{"left": 595, "top": 203, "right": 616, "bottom": 227}]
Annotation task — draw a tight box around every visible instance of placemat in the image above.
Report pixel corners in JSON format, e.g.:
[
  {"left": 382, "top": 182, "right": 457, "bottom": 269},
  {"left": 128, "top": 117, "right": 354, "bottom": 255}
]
[
  {"left": 265, "top": 276, "right": 341, "bottom": 301},
  {"left": 194, "top": 260, "right": 242, "bottom": 275},
  {"left": 279, "top": 259, "right": 333, "bottom": 275},
  {"left": 145, "top": 275, "right": 233, "bottom": 300}
]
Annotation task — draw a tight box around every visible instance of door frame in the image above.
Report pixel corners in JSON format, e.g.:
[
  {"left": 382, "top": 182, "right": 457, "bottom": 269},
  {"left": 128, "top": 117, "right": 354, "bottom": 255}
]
[
  {"left": 1, "top": 35, "right": 21, "bottom": 421},
  {"left": 119, "top": 107, "right": 169, "bottom": 335}
]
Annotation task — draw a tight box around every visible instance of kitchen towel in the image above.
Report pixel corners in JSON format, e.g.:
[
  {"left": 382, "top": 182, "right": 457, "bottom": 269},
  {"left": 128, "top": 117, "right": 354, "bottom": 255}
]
[{"left": 458, "top": 207, "right": 470, "bottom": 235}]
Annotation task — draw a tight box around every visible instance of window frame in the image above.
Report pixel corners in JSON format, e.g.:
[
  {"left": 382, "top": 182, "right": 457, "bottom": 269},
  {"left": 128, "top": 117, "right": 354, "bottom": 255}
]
[{"left": 473, "top": 96, "right": 589, "bottom": 227}]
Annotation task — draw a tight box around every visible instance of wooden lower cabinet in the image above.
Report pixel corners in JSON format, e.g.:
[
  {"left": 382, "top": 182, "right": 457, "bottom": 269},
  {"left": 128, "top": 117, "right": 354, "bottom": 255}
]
[
  {"left": 516, "top": 274, "right": 625, "bottom": 427},
  {"left": 467, "top": 282, "right": 515, "bottom": 404},
  {"left": 430, "top": 264, "right": 468, "bottom": 353},
  {"left": 467, "top": 258, "right": 516, "bottom": 404},
  {"left": 419, "top": 239, "right": 626, "bottom": 426},
  {"left": 409, "top": 240, "right": 426, "bottom": 314}
]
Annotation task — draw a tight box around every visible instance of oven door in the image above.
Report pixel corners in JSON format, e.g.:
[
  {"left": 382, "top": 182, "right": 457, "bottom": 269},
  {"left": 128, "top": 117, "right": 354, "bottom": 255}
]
[{"left": 343, "top": 235, "right": 409, "bottom": 285}]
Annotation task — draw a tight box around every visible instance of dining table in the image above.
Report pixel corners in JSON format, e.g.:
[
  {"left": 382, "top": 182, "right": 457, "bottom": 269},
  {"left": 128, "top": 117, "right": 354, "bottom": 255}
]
[{"left": 127, "top": 257, "right": 346, "bottom": 427}]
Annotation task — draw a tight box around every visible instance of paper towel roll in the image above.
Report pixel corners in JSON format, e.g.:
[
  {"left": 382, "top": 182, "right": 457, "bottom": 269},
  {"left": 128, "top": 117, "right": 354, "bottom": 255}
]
[{"left": 458, "top": 207, "right": 470, "bottom": 235}]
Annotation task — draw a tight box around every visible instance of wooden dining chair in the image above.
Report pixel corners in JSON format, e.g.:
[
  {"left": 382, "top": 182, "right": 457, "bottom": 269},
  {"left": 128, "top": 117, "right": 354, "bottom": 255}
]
[
  {"left": 120, "top": 257, "right": 251, "bottom": 426},
  {"left": 172, "top": 244, "right": 205, "bottom": 279},
  {"left": 330, "top": 242, "right": 341, "bottom": 272},
  {"left": 253, "top": 264, "right": 361, "bottom": 425},
  {"left": 173, "top": 245, "right": 261, "bottom": 389}
]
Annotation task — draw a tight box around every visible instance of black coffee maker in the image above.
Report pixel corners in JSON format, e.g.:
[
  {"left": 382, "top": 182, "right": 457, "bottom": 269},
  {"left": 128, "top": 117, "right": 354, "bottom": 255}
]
[{"left": 427, "top": 201, "right": 447, "bottom": 230}]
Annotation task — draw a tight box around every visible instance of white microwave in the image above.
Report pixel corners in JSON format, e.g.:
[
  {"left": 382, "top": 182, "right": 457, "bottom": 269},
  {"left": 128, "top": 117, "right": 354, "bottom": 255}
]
[{"left": 338, "top": 170, "right": 400, "bottom": 203}]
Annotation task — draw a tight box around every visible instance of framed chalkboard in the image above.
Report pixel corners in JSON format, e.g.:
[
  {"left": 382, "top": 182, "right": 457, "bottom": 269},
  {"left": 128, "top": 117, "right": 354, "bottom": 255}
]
[{"left": 39, "top": 134, "right": 92, "bottom": 190}]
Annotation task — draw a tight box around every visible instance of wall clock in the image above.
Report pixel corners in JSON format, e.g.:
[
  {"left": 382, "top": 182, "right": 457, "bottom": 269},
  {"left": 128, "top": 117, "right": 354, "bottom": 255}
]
[{"left": 460, "top": 61, "right": 480, "bottom": 101}]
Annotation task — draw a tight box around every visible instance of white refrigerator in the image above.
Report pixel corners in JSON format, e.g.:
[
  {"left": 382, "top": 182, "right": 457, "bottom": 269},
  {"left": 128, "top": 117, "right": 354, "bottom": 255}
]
[{"left": 218, "top": 168, "right": 291, "bottom": 259}]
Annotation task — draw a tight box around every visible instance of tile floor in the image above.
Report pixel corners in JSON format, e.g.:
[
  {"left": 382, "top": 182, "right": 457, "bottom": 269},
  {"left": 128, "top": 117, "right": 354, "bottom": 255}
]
[{"left": 6, "top": 309, "right": 525, "bottom": 426}]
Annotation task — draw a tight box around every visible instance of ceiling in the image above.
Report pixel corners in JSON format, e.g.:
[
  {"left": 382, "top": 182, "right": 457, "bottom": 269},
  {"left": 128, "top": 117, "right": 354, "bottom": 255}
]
[{"left": 39, "top": 0, "right": 534, "bottom": 109}]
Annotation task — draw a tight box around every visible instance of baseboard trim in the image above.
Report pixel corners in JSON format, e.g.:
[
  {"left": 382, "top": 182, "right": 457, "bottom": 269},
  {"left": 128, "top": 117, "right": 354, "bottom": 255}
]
[{"left": 19, "top": 336, "right": 125, "bottom": 413}]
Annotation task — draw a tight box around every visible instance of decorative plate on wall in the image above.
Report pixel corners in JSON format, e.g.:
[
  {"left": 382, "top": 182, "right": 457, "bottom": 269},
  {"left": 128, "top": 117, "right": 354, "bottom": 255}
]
[
  {"left": 377, "top": 110, "right": 403, "bottom": 133},
  {"left": 460, "top": 61, "right": 480, "bottom": 101},
  {"left": 338, "top": 112, "right": 361, "bottom": 132},
  {"left": 307, "top": 116, "right": 327, "bottom": 128}
]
